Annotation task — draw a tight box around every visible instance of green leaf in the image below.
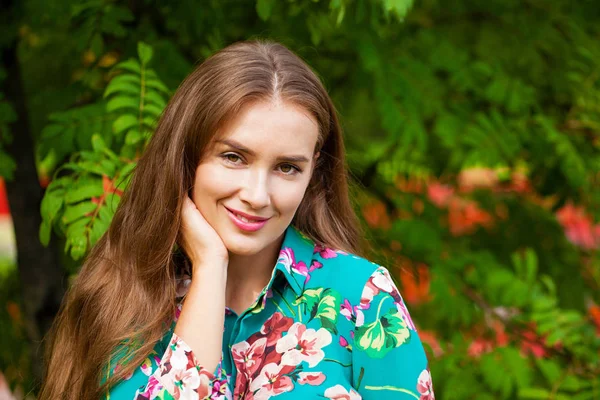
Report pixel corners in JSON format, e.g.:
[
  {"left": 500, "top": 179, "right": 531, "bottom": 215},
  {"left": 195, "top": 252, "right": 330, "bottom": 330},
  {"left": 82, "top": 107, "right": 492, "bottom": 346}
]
[
  {"left": 332, "top": 0, "right": 346, "bottom": 26},
  {"left": 40, "top": 188, "right": 65, "bottom": 222},
  {"left": 108, "top": 74, "right": 141, "bottom": 88},
  {"left": 138, "top": 42, "right": 153, "bottom": 65},
  {"left": 113, "top": 59, "right": 141, "bottom": 74},
  {"left": 525, "top": 248, "right": 538, "bottom": 284},
  {"left": 0, "top": 150, "right": 16, "bottom": 180},
  {"left": 145, "top": 78, "right": 170, "bottom": 94},
  {"left": 98, "top": 202, "right": 115, "bottom": 223},
  {"left": 125, "top": 129, "right": 143, "bottom": 145},
  {"left": 144, "top": 91, "right": 167, "bottom": 108},
  {"left": 38, "top": 102, "right": 112, "bottom": 168},
  {"left": 381, "top": 0, "right": 414, "bottom": 21},
  {"left": 107, "top": 96, "right": 139, "bottom": 112},
  {"left": 292, "top": 287, "right": 341, "bottom": 333},
  {"left": 545, "top": 328, "right": 566, "bottom": 346},
  {"left": 560, "top": 375, "right": 588, "bottom": 392},
  {"left": 293, "top": 288, "right": 323, "bottom": 315},
  {"left": 532, "top": 296, "right": 557, "bottom": 312},
  {"left": 518, "top": 388, "right": 551, "bottom": 399},
  {"left": 141, "top": 116, "right": 157, "bottom": 128},
  {"left": 90, "top": 33, "right": 103, "bottom": 57},
  {"left": 105, "top": 191, "right": 121, "bottom": 211},
  {"left": 64, "top": 216, "right": 91, "bottom": 260},
  {"left": 315, "top": 291, "right": 340, "bottom": 321},
  {"left": 66, "top": 217, "right": 90, "bottom": 238},
  {"left": 104, "top": 80, "right": 140, "bottom": 98},
  {"left": 354, "top": 308, "right": 410, "bottom": 358},
  {"left": 539, "top": 276, "right": 556, "bottom": 296},
  {"left": 144, "top": 103, "right": 165, "bottom": 118},
  {"left": 62, "top": 202, "right": 97, "bottom": 224},
  {"left": 70, "top": 2, "right": 100, "bottom": 18},
  {"left": 113, "top": 114, "right": 138, "bottom": 135},
  {"left": 381, "top": 310, "right": 410, "bottom": 345},
  {"left": 256, "top": 0, "right": 274, "bottom": 21},
  {"left": 117, "top": 162, "right": 137, "bottom": 181},
  {"left": 99, "top": 159, "right": 118, "bottom": 176},
  {"left": 69, "top": 234, "right": 88, "bottom": 260},
  {"left": 79, "top": 150, "right": 103, "bottom": 163},
  {"left": 315, "top": 289, "right": 341, "bottom": 334},
  {"left": 65, "top": 180, "right": 104, "bottom": 204},
  {"left": 77, "top": 161, "right": 113, "bottom": 176},
  {"left": 39, "top": 220, "right": 52, "bottom": 246},
  {"left": 91, "top": 134, "right": 107, "bottom": 152},
  {"left": 100, "top": 12, "right": 127, "bottom": 37},
  {"left": 106, "top": 5, "right": 134, "bottom": 23},
  {"left": 90, "top": 210, "right": 109, "bottom": 245}
]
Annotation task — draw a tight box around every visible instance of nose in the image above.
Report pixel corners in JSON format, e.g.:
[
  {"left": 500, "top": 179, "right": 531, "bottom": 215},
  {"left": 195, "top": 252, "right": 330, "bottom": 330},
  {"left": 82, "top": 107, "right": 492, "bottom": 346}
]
[{"left": 239, "top": 168, "right": 271, "bottom": 210}]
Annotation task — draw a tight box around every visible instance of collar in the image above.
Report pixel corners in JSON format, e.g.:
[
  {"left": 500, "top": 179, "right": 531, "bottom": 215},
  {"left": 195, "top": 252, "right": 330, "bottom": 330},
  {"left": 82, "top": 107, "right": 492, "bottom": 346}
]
[{"left": 273, "top": 225, "right": 316, "bottom": 297}]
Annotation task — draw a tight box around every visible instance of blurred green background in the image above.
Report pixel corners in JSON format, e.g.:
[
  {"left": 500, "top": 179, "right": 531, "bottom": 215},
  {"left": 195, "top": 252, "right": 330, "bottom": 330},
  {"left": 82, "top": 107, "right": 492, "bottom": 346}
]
[{"left": 1, "top": 0, "right": 600, "bottom": 398}]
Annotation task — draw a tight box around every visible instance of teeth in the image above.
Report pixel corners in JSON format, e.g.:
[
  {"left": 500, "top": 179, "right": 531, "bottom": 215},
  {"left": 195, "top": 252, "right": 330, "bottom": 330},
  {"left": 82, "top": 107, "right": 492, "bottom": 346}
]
[{"left": 235, "top": 213, "right": 253, "bottom": 223}]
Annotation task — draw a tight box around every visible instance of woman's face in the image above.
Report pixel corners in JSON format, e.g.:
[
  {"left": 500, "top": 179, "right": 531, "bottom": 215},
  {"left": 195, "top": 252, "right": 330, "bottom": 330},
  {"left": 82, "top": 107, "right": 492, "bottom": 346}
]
[{"left": 192, "top": 100, "right": 320, "bottom": 256}]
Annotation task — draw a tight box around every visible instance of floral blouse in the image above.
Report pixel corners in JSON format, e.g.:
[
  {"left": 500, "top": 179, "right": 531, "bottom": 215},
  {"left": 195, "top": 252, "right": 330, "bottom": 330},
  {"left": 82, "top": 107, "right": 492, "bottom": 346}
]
[{"left": 104, "top": 226, "right": 434, "bottom": 399}]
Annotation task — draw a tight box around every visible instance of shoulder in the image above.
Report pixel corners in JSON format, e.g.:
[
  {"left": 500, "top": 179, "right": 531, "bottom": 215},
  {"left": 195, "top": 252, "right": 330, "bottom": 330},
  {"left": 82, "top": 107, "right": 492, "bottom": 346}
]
[
  {"left": 313, "top": 244, "right": 380, "bottom": 274},
  {"left": 280, "top": 226, "right": 394, "bottom": 303},
  {"left": 309, "top": 244, "right": 387, "bottom": 300}
]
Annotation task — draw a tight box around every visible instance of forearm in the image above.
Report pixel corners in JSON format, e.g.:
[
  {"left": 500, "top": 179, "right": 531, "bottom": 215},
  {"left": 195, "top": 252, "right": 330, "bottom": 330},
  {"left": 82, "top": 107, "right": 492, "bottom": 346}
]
[
  {"left": 107, "top": 264, "right": 229, "bottom": 399},
  {"left": 174, "top": 259, "right": 227, "bottom": 373}
]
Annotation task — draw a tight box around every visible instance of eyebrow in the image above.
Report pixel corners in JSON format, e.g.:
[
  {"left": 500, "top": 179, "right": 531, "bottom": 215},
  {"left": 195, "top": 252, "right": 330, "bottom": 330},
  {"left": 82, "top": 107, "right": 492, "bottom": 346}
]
[{"left": 215, "top": 139, "right": 311, "bottom": 163}]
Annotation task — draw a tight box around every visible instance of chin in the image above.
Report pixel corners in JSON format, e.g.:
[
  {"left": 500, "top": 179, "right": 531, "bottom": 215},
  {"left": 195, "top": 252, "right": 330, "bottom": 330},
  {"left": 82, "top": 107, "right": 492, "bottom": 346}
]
[
  {"left": 222, "top": 234, "right": 266, "bottom": 256},
  {"left": 226, "top": 245, "right": 262, "bottom": 256}
]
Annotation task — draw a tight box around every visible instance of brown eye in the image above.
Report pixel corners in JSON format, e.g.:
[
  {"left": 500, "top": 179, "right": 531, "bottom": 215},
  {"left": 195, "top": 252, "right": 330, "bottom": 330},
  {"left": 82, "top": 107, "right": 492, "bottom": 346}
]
[
  {"left": 222, "top": 153, "right": 243, "bottom": 164},
  {"left": 279, "top": 164, "right": 300, "bottom": 175}
]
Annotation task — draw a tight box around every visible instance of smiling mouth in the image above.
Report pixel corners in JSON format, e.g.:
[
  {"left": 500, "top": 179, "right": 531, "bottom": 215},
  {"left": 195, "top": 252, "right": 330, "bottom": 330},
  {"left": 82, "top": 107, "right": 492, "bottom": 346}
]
[
  {"left": 225, "top": 207, "right": 271, "bottom": 232},
  {"left": 225, "top": 207, "right": 270, "bottom": 222},
  {"left": 225, "top": 207, "right": 269, "bottom": 222},
  {"left": 232, "top": 213, "right": 255, "bottom": 223}
]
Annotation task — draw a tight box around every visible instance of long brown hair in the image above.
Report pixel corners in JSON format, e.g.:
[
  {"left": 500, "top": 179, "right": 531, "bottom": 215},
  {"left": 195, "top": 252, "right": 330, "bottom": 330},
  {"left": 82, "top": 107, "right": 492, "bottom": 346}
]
[{"left": 40, "top": 39, "right": 364, "bottom": 400}]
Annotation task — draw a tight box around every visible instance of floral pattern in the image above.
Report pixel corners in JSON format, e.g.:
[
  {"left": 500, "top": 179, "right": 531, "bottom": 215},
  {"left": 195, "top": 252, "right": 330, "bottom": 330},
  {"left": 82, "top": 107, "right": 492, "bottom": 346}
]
[
  {"left": 417, "top": 369, "right": 435, "bottom": 400},
  {"left": 275, "top": 322, "right": 332, "bottom": 367},
  {"left": 104, "top": 226, "right": 432, "bottom": 399},
  {"left": 324, "top": 384, "right": 362, "bottom": 400}
]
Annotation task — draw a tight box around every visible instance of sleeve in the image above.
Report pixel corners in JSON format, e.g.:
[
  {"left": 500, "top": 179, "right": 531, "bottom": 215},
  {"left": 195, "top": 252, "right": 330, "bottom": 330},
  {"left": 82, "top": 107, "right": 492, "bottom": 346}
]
[
  {"left": 351, "top": 266, "right": 434, "bottom": 400},
  {"left": 105, "top": 332, "right": 230, "bottom": 399}
]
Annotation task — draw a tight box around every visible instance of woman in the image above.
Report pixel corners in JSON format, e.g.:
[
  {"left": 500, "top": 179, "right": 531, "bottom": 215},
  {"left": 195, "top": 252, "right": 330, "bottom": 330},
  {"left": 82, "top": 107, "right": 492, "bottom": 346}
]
[{"left": 40, "top": 40, "right": 434, "bottom": 400}]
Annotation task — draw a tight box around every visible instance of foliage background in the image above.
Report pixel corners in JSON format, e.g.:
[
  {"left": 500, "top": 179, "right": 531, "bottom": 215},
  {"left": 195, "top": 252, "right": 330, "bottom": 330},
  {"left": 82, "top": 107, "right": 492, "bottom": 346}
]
[{"left": 1, "top": 0, "right": 600, "bottom": 398}]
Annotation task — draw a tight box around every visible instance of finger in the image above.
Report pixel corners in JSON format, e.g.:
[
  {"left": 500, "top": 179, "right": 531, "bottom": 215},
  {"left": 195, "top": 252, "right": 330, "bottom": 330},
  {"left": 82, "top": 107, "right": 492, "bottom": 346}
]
[
  {"left": 182, "top": 195, "right": 197, "bottom": 212},
  {"left": 181, "top": 196, "right": 208, "bottom": 229}
]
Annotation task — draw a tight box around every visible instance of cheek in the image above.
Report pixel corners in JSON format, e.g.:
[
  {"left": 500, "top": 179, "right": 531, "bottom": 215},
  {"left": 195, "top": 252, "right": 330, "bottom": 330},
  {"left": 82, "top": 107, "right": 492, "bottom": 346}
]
[
  {"left": 192, "top": 163, "right": 234, "bottom": 208},
  {"left": 272, "top": 179, "right": 311, "bottom": 214},
  {"left": 194, "top": 162, "right": 312, "bottom": 215}
]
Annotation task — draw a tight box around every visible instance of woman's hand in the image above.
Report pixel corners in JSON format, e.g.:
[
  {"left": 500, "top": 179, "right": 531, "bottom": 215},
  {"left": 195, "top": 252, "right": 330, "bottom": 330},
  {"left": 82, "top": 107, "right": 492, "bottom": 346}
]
[
  {"left": 175, "top": 196, "right": 228, "bottom": 373},
  {"left": 179, "top": 196, "right": 229, "bottom": 268}
]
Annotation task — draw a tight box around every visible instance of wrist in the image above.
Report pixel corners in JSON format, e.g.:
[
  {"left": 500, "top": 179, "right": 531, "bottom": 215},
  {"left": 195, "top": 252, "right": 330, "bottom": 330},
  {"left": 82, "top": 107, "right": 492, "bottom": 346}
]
[
  {"left": 187, "top": 251, "right": 228, "bottom": 268},
  {"left": 191, "top": 257, "right": 228, "bottom": 277},
  {"left": 187, "top": 262, "right": 227, "bottom": 300}
]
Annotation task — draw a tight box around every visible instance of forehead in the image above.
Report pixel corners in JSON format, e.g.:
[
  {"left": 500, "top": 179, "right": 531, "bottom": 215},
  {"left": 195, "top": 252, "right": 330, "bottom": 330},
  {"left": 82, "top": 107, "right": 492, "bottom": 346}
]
[{"left": 213, "top": 101, "right": 320, "bottom": 155}]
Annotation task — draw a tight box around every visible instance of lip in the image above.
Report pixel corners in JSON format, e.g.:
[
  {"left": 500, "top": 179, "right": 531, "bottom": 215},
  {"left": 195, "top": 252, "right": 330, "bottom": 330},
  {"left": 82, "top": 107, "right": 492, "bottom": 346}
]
[
  {"left": 225, "top": 207, "right": 270, "bottom": 221},
  {"left": 225, "top": 207, "right": 270, "bottom": 232}
]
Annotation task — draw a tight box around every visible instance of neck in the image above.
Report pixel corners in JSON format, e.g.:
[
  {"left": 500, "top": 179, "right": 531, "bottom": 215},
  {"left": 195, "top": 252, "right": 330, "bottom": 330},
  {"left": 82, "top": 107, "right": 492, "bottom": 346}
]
[{"left": 225, "top": 233, "right": 284, "bottom": 313}]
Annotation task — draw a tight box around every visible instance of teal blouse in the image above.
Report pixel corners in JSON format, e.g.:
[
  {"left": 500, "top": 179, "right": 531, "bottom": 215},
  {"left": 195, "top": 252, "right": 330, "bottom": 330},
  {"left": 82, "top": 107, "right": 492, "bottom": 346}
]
[{"left": 105, "top": 226, "right": 434, "bottom": 399}]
